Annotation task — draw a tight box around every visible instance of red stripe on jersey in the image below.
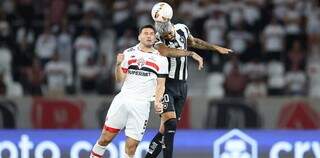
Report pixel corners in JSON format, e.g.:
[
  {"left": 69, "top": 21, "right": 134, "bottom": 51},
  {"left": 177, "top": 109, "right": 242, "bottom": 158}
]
[
  {"left": 121, "top": 67, "right": 128, "bottom": 73},
  {"left": 91, "top": 151, "right": 103, "bottom": 158},
  {"left": 146, "top": 61, "right": 159, "bottom": 71},
  {"left": 128, "top": 59, "right": 137, "bottom": 65},
  {"left": 104, "top": 125, "right": 120, "bottom": 133}
]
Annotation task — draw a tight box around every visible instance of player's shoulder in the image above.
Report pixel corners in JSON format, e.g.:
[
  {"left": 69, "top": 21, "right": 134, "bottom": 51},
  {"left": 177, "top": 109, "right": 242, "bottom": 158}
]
[
  {"left": 174, "top": 23, "right": 189, "bottom": 32},
  {"left": 123, "top": 45, "right": 138, "bottom": 54}
]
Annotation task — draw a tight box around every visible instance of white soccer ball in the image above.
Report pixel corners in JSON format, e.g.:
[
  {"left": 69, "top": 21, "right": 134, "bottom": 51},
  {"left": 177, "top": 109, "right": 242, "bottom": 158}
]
[{"left": 151, "top": 2, "right": 173, "bottom": 23}]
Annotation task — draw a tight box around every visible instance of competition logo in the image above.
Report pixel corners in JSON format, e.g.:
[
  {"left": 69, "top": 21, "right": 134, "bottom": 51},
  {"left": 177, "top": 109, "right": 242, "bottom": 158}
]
[{"left": 214, "top": 129, "right": 257, "bottom": 158}]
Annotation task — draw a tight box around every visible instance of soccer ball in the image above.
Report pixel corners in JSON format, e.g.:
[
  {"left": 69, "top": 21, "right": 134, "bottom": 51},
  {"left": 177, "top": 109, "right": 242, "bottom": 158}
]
[{"left": 151, "top": 2, "right": 173, "bottom": 23}]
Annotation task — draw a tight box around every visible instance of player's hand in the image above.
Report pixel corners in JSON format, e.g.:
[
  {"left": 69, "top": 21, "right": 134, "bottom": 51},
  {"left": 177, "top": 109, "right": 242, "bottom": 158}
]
[
  {"left": 190, "top": 52, "right": 203, "bottom": 70},
  {"left": 116, "top": 53, "right": 124, "bottom": 66},
  {"left": 214, "top": 45, "right": 233, "bottom": 54},
  {"left": 154, "top": 101, "right": 163, "bottom": 114}
]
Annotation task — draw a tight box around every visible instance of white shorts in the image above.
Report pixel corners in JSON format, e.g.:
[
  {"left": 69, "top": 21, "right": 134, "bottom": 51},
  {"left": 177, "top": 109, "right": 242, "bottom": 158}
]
[{"left": 104, "top": 94, "right": 150, "bottom": 141}]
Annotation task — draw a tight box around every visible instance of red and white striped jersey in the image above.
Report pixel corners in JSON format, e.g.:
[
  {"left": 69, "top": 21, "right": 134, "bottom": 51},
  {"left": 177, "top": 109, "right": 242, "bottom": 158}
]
[{"left": 120, "top": 44, "right": 168, "bottom": 101}]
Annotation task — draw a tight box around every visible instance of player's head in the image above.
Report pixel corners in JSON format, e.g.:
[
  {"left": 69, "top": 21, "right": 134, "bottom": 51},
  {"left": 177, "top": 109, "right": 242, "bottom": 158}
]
[
  {"left": 155, "top": 21, "right": 175, "bottom": 41},
  {"left": 138, "top": 24, "right": 156, "bottom": 48}
]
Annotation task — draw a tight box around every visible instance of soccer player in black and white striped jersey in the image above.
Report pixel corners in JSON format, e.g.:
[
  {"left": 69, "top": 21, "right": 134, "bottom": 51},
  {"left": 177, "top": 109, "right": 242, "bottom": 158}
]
[{"left": 145, "top": 21, "right": 232, "bottom": 158}]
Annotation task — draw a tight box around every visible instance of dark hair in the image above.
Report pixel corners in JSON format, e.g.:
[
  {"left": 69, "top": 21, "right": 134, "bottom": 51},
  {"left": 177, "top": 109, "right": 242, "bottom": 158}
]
[{"left": 139, "top": 25, "right": 155, "bottom": 34}]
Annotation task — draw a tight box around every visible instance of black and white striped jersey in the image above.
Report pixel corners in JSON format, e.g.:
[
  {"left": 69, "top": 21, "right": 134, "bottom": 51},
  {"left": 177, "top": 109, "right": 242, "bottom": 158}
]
[{"left": 156, "top": 23, "right": 191, "bottom": 81}]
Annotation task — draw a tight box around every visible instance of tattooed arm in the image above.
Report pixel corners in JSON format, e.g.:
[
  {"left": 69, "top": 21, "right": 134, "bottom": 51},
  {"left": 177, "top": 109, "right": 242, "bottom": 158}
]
[
  {"left": 155, "top": 43, "right": 203, "bottom": 70},
  {"left": 188, "top": 35, "right": 232, "bottom": 54},
  {"left": 155, "top": 43, "right": 194, "bottom": 57}
]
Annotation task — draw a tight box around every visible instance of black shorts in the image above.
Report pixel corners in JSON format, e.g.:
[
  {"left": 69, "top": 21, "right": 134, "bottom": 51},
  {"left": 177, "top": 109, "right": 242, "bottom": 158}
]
[{"left": 162, "top": 79, "right": 188, "bottom": 120}]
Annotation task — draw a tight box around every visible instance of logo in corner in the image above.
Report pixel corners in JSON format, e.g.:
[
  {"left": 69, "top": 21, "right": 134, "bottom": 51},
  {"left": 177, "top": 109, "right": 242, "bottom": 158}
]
[{"left": 213, "top": 129, "right": 257, "bottom": 158}]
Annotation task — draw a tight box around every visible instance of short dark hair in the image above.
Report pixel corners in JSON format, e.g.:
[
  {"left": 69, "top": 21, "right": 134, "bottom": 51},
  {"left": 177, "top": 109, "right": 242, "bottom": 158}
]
[{"left": 139, "top": 25, "right": 155, "bottom": 34}]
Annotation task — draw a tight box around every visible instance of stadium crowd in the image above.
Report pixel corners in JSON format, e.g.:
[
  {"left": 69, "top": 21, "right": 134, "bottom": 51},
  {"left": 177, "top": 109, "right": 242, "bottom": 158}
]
[{"left": 0, "top": 0, "right": 319, "bottom": 98}]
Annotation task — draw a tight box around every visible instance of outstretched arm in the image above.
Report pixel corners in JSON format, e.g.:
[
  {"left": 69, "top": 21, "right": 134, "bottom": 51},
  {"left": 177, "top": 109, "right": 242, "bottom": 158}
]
[
  {"left": 188, "top": 35, "right": 232, "bottom": 54},
  {"left": 155, "top": 43, "right": 194, "bottom": 57},
  {"left": 155, "top": 43, "right": 203, "bottom": 70}
]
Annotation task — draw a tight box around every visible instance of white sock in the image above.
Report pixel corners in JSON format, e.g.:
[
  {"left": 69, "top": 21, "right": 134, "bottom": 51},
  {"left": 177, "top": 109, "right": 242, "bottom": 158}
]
[
  {"left": 90, "top": 143, "right": 106, "bottom": 157},
  {"left": 124, "top": 153, "right": 134, "bottom": 158}
]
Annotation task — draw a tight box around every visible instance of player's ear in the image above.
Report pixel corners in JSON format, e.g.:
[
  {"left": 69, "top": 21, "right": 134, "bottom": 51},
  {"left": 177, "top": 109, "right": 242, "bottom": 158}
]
[{"left": 138, "top": 34, "right": 141, "bottom": 42}]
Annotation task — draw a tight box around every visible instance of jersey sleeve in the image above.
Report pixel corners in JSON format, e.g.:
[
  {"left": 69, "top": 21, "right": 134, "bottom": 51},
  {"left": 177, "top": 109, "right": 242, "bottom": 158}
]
[{"left": 157, "top": 57, "right": 168, "bottom": 78}]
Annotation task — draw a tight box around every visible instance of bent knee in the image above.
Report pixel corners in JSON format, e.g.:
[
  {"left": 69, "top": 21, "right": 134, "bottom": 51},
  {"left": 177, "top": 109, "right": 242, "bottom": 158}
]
[
  {"left": 126, "top": 142, "right": 138, "bottom": 155},
  {"left": 164, "top": 118, "right": 177, "bottom": 131}
]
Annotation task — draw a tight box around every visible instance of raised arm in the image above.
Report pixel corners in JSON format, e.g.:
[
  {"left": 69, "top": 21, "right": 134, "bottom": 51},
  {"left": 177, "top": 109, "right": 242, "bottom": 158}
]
[
  {"left": 114, "top": 53, "right": 127, "bottom": 82},
  {"left": 187, "top": 35, "right": 232, "bottom": 54},
  {"left": 155, "top": 43, "right": 203, "bottom": 70},
  {"left": 155, "top": 43, "right": 194, "bottom": 57},
  {"left": 154, "top": 77, "right": 166, "bottom": 114}
]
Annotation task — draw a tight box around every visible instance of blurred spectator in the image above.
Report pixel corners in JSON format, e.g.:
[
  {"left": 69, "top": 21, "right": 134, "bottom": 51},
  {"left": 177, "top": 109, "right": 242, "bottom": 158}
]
[
  {"left": 35, "top": 25, "right": 57, "bottom": 67},
  {"left": 224, "top": 65, "right": 247, "bottom": 97},
  {"left": 23, "top": 59, "right": 44, "bottom": 95},
  {"left": 0, "top": 18, "right": 14, "bottom": 49},
  {"left": 57, "top": 23, "right": 72, "bottom": 62},
  {"left": 207, "top": 72, "right": 225, "bottom": 99},
  {"left": 80, "top": 11, "right": 102, "bottom": 36},
  {"left": 113, "top": 0, "right": 130, "bottom": 25},
  {"left": 0, "top": 69, "right": 6, "bottom": 95},
  {"left": 135, "top": 0, "right": 154, "bottom": 28},
  {"left": 285, "top": 63, "right": 307, "bottom": 96},
  {"left": 243, "top": 0, "right": 262, "bottom": 30},
  {"left": 226, "top": 0, "right": 245, "bottom": 28},
  {"left": 49, "top": 0, "right": 68, "bottom": 25},
  {"left": 267, "top": 61, "right": 285, "bottom": 95},
  {"left": 79, "top": 57, "right": 99, "bottom": 92},
  {"left": 223, "top": 55, "right": 243, "bottom": 75},
  {"left": 307, "top": 33, "right": 320, "bottom": 97},
  {"left": 283, "top": 1, "right": 303, "bottom": 50},
  {"left": 245, "top": 77, "right": 267, "bottom": 98},
  {"left": 45, "top": 52, "right": 72, "bottom": 96},
  {"left": 74, "top": 29, "right": 97, "bottom": 66},
  {"left": 178, "top": 0, "right": 197, "bottom": 26},
  {"left": 99, "top": 28, "right": 116, "bottom": 69},
  {"left": 113, "top": 0, "right": 134, "bottom": 36},
  {"left": 1, "top": 0, "right": 15, "bottom": 17},
  {"left": 227, "top": 22, "right": 253, "bottom": 56},
  {"left": 0, "top": 43, "right": 12, "bottom": 83},
  {"left": 96, "top": 54, "right": 115, "bottom": 94},
  {"left": 193, "top": 0, "right": 212, "bottom": 20},
  {"left": 12, "top": 37, "right": 34, "bottom": 82},
  {"left": 117, "top": 29, "right": 137, "bottom": 51},
  {"left": 16, "top": 26, "right": 35, "bottom": 46},
  {"left": 204, "top": 10, "right": 227, "bottom": 46},
  {"left": 83, "top": 0, "right": 103, "bottom": 15},
  {"left": 242, "top": 58, "right": 266, "bottom": 81},
  {"left": 286, "top": 41, "right": 305, "bottom": 71},
  {"left": 16, "top": 0, "right": 35, "bottom": 29},
  {"left": 261, "top": 17, "right": 286, "bottom": 61},
  {"left": 307, "top": 57, "right": 320, "bottom": 98},
  {"left": 306, "top": 8, "right": 320, "bottom": 54}
]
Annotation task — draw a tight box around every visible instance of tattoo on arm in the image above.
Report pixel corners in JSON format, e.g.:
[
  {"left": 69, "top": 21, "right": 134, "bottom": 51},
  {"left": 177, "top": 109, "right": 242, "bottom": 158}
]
[
  {"left": 189, "top": 37, "right": 218, "bottom": 51},
  {"left": 157, "top": 43, "right": 193, "bottom": 57}
]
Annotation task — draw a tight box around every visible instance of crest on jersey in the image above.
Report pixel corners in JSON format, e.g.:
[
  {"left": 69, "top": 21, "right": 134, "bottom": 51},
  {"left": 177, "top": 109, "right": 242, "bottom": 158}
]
[{"left": 137, "top": 58, "right": 145, "bottom": 69}]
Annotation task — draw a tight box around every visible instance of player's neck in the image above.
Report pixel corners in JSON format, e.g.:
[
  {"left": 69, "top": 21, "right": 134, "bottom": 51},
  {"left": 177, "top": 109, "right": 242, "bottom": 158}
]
[{"left": 138, "top": 44, "right": 154, "bottom": 53}]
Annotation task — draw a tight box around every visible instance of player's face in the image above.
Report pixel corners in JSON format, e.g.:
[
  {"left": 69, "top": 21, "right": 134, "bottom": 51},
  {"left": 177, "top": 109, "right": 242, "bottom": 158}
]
[
  {"left": 139, "top": 28, "right": 156, "bottom": 47},
  {"left": 161, "top": 31, "right": 175, "bottom": 41}
]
